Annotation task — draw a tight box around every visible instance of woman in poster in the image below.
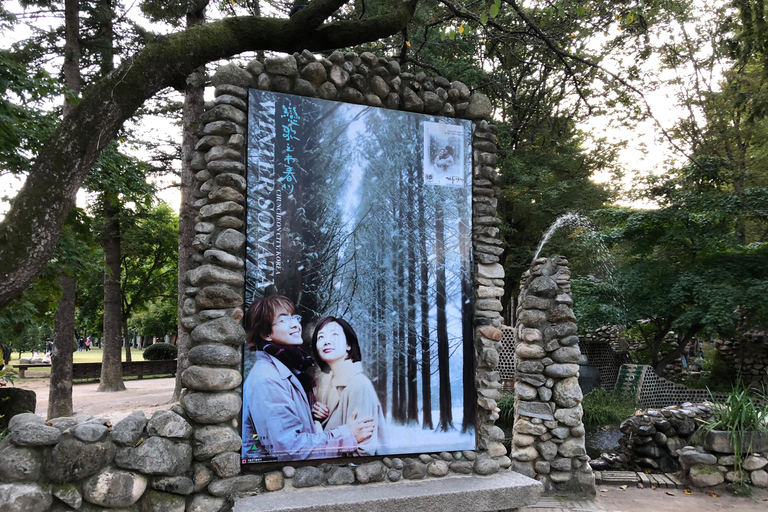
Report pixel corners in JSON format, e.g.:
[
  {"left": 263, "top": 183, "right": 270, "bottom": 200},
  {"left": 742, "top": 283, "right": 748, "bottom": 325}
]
[
  {"left": 311, "top": 317, "right": 387, "bottom": 456},
  {"left": 241, "top": 296, "right": 374, "bottom": 462}
]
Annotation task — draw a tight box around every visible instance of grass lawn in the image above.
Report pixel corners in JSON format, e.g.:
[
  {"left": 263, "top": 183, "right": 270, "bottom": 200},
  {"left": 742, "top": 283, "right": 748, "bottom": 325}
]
[{"left": 8, "top": 347, "right": 148, "bottom": 365}]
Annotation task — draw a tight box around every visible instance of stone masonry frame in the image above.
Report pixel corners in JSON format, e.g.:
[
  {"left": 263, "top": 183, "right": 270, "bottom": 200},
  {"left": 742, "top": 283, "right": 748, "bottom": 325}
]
[{"left": 179, "top": 50, "right": 511, "bottom": 496}]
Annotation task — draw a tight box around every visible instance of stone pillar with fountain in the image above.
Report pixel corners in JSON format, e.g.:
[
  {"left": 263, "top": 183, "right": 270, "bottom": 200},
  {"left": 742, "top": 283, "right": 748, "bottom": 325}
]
[{"left": 512, "top": 255, "right": 595, "bottom": 495}]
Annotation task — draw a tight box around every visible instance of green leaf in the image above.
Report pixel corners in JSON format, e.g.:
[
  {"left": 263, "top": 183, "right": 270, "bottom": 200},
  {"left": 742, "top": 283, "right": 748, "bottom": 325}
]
[
  {"left": 577, "top": 6, "right": 585, "bottom": 16},
  {"left": 489, "top": 3, "right": 500, "bottom": 18},
  {"left": 558, "top": 4, "right": 565, "bottom": 18},
  {"left": 480, "top": 11, "right": 488, "bottom": 25},
  {"left": 626, "top": 12, "right": 635, "bottom": 24},
  {"left": 449, "top": 29, "right": 455, "bottom": 41}
]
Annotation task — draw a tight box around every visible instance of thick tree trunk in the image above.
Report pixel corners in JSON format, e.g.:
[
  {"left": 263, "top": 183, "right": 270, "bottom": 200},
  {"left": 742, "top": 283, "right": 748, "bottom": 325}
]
[
  {"left": 49, "top": 274, "right": 76, "bottom": 418},
  {"left": 123, "top": 318, "right": 132, "bottom": 363},
  {"left": 0, "top": 0, "right": 420, "bottom": 310},
  {"left": 435, "top": 201, "right": 453, "bottom": 431},
  {"left": 63, "top": 0, "right": 80, "bottom": 117},
  {"left": 654, "top": 325, "right": 704, "bottom": 376},
  {"left": 99, "top": 193, "right": 126, "bottom": 391},
  {"left": 174, "top": 3, "right": 207, "bottom": 403}
]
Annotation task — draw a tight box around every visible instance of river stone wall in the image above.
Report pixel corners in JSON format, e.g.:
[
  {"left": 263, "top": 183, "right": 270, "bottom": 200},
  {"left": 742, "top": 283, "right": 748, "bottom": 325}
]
[
  {"left": 513, "top": 256, "right": 595, "bottom": 495},
  {"left": 716, "top": 333, "right": 768, "bottom": 389},
  {"left": 0, "top": 51, "right": 514, "bottom": 512}
]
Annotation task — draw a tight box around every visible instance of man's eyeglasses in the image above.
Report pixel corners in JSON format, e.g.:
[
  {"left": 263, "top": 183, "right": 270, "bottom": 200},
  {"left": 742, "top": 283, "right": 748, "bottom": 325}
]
[{"left": 273, "top": 315, "right": 302, "bottom": 326}]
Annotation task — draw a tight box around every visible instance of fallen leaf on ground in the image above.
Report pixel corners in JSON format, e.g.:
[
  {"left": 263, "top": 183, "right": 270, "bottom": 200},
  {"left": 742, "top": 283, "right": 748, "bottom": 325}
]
[
  {"left": 619, "top": 485, "right": 627, "bottom": 490},
  {"left": 637, "top": 483, "right": 644, "bottom": 489},
  {"left": 708, "top": 492, "right": 719, "bottom": 498},
  {"left": 600, "top": 488, "right": 608, "bottom": 493},
  {"left": 666, "top": 491, "right": 675, "bottom": 496},
  {"left": 684, "top": 489, "right": 692, "bottom": 495}
]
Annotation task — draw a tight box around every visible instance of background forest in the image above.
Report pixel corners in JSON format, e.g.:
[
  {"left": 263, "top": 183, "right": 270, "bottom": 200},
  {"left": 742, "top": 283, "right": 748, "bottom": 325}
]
[{"left": 1, "top": 0, "right": 768, "bottom": 414}]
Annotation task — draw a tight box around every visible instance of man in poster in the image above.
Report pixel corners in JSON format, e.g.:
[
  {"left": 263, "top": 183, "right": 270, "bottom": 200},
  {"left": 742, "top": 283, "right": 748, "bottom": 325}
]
[{"left": 241, "top": 295, "right": 374, "bottom": 462}]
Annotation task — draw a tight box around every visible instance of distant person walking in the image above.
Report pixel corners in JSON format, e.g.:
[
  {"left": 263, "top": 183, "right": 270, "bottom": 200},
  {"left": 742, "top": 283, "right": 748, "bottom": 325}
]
[
  {"left": 84, "top": 338, "right": 91, "bottom": 351},
  {"left": 78, "top": 338, "right": 84, "bottom": 351}
]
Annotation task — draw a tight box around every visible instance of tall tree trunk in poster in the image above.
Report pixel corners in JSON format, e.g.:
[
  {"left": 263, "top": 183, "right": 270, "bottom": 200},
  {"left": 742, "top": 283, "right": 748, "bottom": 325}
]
[
  {"left": 418, "top": 151, "right": 433, "bottom": 430},
  {"left": 435, "top": 199, "right": 453, "bottom": 431},
  {"left": 406, "top": 164, "right": 419, "bottom": 424},
  {"left": 459, "top": 189, "right": 476, "bottom": 432}
]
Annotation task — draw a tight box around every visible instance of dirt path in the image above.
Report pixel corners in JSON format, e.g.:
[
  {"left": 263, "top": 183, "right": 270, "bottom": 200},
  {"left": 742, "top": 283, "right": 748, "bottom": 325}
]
[{"left": 11, "top": 373, "right": 177, "bottom": 422}]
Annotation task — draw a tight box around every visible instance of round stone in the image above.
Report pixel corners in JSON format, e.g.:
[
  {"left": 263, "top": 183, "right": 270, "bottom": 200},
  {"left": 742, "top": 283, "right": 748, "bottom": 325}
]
[
  {"left": 183, "top": 391, "right": 241, "bottom": 424},
  {"left": 82, "top": 468, "right": 147, "bottom": 508},
  {"left": 182, "top": 366, "right": 242, "bottom": 392}
]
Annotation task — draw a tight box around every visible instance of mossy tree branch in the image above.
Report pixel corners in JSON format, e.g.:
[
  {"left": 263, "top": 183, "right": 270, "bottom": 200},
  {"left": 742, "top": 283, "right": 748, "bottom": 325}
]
[{"left": 0, "top": 0, "right": 420, "bottom": 308}]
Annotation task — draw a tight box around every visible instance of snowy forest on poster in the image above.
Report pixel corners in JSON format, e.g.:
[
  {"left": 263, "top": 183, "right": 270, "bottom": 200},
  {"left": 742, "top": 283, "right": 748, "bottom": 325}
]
[{"left": 243, "top": 90, "right": 475, "bottom": 463}]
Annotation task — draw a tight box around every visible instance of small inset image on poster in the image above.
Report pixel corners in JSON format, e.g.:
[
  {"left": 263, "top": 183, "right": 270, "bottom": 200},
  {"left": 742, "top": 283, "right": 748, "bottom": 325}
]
[{"left": 423, "top": 121, "right": 465, "bottom": 187}]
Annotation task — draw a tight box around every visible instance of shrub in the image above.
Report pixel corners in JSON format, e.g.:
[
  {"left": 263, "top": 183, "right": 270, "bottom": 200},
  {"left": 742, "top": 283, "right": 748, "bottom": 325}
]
[
  {"left": 497, "top": 391, "right": 515, "bottom": 427},
  {"left": 142, "top": 343, "right": 178, "bottom": 361},
  {"left": 581, "top": 387, "right": 637, "bottom": 426}
]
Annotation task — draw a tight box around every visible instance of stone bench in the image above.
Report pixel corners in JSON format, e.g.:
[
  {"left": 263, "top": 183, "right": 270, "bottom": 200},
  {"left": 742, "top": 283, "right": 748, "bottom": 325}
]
[
  {"left": 12, "top": 364, "right": 50, "bottom": 378},
  {"left": 232, "top": 472, "right": 541, "bottom": 512}
]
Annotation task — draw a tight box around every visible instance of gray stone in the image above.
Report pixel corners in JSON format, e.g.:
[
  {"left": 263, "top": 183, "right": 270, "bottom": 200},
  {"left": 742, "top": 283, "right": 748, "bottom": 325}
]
[
  {"left": 474, "top": 457, "right": 500, "bottom": 475},
  {"left": 519, "top": 310, "right": 547, "bottom": 329},
  {"left": 466, "top": 93, "right": 492, "bottom": 119},
  {"left": 551, "top": 346, "right": 581, "bottom": 364},
  {"left": 544, "top": 323, "right": 578, "bottom": 341},
  {"left": 182, "top": 366, "right": 242, "bottom": 392},
  {"left": 355, "top": 461, "right": 386, "bottom": 483},
  {"left": 293, "top": 78, "right": 316, "bottom": 96},
  {"left": 140, "top": 489, "right": 185, "bottom": 512},
  {"left": 46, "top": 416, "right": 80, "bottom": 432},
  {"left": 147, "top": 411, "right": 193, "bottom": 439},
  {"left": 211, "top": 452, "right": 241, "bottom": 478},
  {"left": 544, "top": 364, "right": 579, "bottom": 378},
  {"left": 554, "top": 405, "right": 583, "bottom": 427},
  {"left": 743, "top": 455, "right": 768, "bottom": 471},
  {"left": 115, "top": 436, "right": 192, "bottom": 476},
  {"left": 516, "top": 373, "right": 546, "bottom": 387},
  {"left": 293, "top": 466, "right": 325, "bottom": 488},
  {"left": 560, "top": 335, "right": 579, "bottom": 347},
  {"left": 679, "top": 450, "right": 717, "bottom": 466},
  {"left": 403, "top": 459, "right": 427, "bottom": 480},
  {"left": 689, "top": 464, "right": 724, "bottom": 487},
  {"left": 201, "top": 104, "right": 246, "bottom": 125},
  {"left": 7, "top": 413, "right": 43, "bottom": 433},
  {"left": 183, "top": 391, "right": 241, "bottom": 424},
  {"left": 516, "top": 344, "right": 546, "bottom": 359},
  {"left": 246, "top": 59, "right": 264, "bottom": 77},
  {"left": 47, "top": 436, "right": 117, "bottom": 483},
  {"left": 152, "top": 476, "right": 194, "bottom": 495},
  {"left": 266, "top": 56, "right": 298, "bottom": 77},
  {"left": 559, "top": 438, "right": 587, "bottom": 458},
  {"left": 215, "top": 94, "right": 247, "bottom": 111},
  {"left": 553, "top": 377, "right": 583, "bottom": 408},
  {"left": 72, "top": 423, "right": 109, "bottom": 443},
  {"left": 218, "top": 216, "right": 243, "bottom": 229},
  {"left": 212, "top": 64, "right": 251, "bottom": 88},
  {"left": 427, "top": 461, "right": 449, "bottom": 477},
  {"left": 537, "top": 441, "right": 558, "bottom": 461},
  {"left": 208, "top": 475, "right": 260, "bottom": 497},
  {"left": 517, "top": 360, "right": 544, "bottom": 373},
  {"left": 422, "top": 91, "right": 442, "bottom": 113},
  {"left": 283, "top": 466, "right": 296, "bottom": 478},
  {"left": 450, "top": 461, "right": 473, "bottom": 474},
  {"left": 193, "top": 426, "right": 241, "bottom": 460},
  {"left": 207, "top": 160, "right": 245, "bottom": 175},
  {"left": 188, "top": 344, "right": 241, "bottom": 366},
  {"left": 187, "top": 265, "right": 243, "bottom": 288},
  {"left": 340, "top": 87, "right": 364, "bottom": 104},
  {"left": 203, "top": 121, "right": 243, "bottom": 137},
  {"left": 752, "top": 469, "right": 768, "bottom": 488},
  {"left": 191, "top": 316, "right": 245, "bottom": 346},
  {"left": 0, "top": 483, "right": 52, "bottom": 512},
  {"left": 317, "top": 82, "right": 338, "bottom": 100},
  {"left": 0, "top": 444, "right": 43, "bottom": 482},
  {"left": 538, "top": 387, "right": 553, "bottom": 401},
  {"left": 215, "top": 228, "right": 246, "bottom": 253},
  {"left": 549, "top": 304, "right": 576, "bottom": 323},
  {"left": 512, "top": 446, "right": 538, "bottom": 462},
  {"left": 199, "top": 201, "right": 243, "bottom": 219},
  {"left": 514, "top": 419, "right": 547, "bottom": 436},
  {"left": 515, "top": 382, "right": 538, "bottom": 401},
  {"left": 188, "top": 493, "right": 227, "bottom": 512},
  {"left": 82, "top": 467, "right": 147, "bottom": 508},
  {"left": 301, "top": 62, "right": 327, "bottom": 84},
  {"left": 203, "top": 249, "right": 244, "bottom": 269},
  {"left": 10, "top": 423, "right": 61, "bottom": 446},
  {"left": 192, "top": 463, "right": 214, "bottom": 493},
  {"left": 329, "top": 66, "right": 349, "bottom": 88},
  {"left": 402, "top": 87, "right": 424, "bottom": 112},
  {"left": 52, "top": 484, "right": 81, "bottom": 509}
]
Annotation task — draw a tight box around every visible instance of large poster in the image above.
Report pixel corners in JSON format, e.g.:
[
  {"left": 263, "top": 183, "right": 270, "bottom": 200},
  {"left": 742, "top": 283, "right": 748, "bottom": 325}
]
[{"left": 241, "top": 90, "right": 475, "bottom": 464}]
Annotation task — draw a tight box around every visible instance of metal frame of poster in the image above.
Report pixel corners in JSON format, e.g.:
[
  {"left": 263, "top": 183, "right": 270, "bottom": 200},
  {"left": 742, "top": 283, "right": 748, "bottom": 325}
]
[{"left": 241, "top": 89, "right": 475, "bottom": 465}]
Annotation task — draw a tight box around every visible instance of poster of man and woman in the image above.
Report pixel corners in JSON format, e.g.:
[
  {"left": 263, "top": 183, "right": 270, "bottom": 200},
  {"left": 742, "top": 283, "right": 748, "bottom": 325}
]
[{"left": 242, "top": 89, "right": 475, "bottom": 464}]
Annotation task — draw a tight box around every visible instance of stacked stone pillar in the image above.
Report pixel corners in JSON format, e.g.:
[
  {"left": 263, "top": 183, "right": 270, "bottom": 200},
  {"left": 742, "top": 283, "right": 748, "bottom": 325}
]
[
  {"left": 178, "top": 65, "right": 260, "bottom": 509},
  {"left": 512, "top": 256, "right": 595, "bottom": 495}
]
